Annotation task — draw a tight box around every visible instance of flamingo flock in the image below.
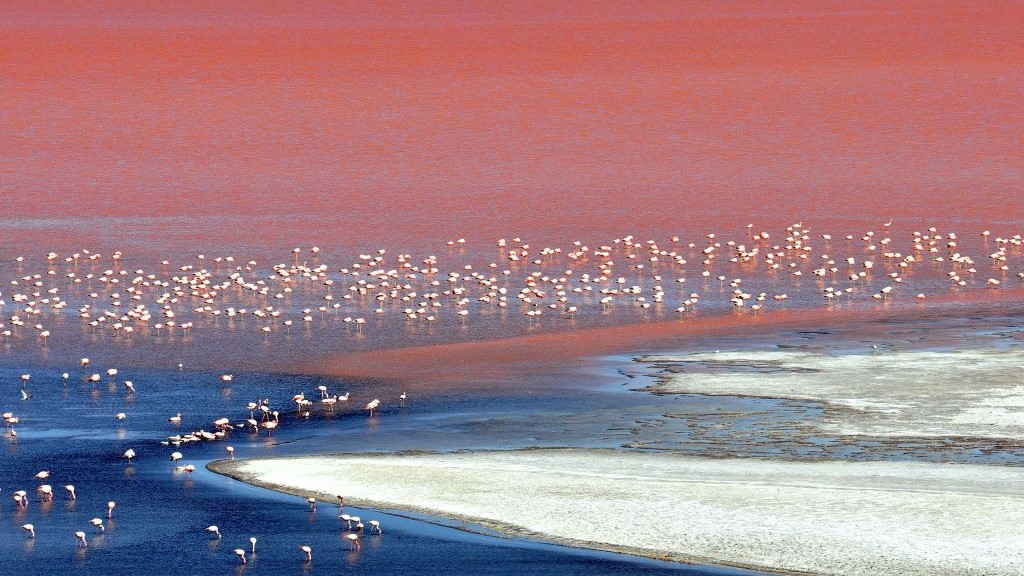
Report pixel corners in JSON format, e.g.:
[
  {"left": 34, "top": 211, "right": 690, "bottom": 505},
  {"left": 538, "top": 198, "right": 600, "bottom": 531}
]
[
  {"left": 0, "top": 225, "right": 1019, "bottom": 359},
  {"left": 206, "top": 498, "right": 381, "bottom": 566},
  {"left": 3, "top": 361, "right": 397, "bottom": 564},
  {"left": 4, "top": 468, "right": 117, "bottom": 548}
]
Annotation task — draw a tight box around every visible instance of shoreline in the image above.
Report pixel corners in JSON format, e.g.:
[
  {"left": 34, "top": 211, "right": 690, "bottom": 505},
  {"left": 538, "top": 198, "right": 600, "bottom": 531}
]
[{"left": 209, "top": 449, "right": 1024, "bottom": 576}]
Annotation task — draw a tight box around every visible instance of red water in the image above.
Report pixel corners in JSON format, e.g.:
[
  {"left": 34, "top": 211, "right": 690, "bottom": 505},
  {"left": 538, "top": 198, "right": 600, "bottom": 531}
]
[
  {"left": 2, "top": 0, "right": 1022, "bottom": 250},
  {"left": 2, "top": 1, "right": 1023, "bottom": 378}
]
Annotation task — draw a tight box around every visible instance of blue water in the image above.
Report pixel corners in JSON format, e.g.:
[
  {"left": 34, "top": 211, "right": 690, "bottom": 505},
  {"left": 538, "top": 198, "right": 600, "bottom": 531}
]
[{"left": 0, "top": 365, "right": 762, "bottom": 576}]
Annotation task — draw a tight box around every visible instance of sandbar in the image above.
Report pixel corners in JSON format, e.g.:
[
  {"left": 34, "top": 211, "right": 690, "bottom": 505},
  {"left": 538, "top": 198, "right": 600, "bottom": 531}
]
[
  {"left": 211, "top": 449, "right": 1024, "bottom": 575},
  {"left": 307, "top": 292, "right": 1024, "bottom": 391}
]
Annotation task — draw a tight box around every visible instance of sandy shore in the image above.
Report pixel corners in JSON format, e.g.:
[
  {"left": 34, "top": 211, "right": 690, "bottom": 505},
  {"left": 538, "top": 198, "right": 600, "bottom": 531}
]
[{"left": 211, "top": 449, "right": 1024, "bottom": 575}]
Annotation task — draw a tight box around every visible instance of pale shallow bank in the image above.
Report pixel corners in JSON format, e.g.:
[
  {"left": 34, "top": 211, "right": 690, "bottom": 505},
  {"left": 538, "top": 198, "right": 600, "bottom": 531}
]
[
  {"left": 642, "top": 348, "right": 1024, "bottom": 439},
  {"left": 211, "top": 449, "right": 1024, "bottom": 575}
]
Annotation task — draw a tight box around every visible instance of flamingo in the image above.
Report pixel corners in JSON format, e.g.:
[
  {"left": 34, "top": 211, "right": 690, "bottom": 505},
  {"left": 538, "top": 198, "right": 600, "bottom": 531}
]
[
  {"left": 399, "top": 392, "right": 406, "bottom": 407},
  {"left": 170, "top": 451, "right": 183, "bottom": 462},
  {"left": 369, "top": 520, "right": 382, "bottom": 534},
  {"left": 206, "top": 525, "right": 221, "bottom": 539},
  {"left": 65, "top": 484, "right": 76, "bottom": 499},
  {"left": 307, "top": 497, "right": 317, "bottom": 512},
  {"left": 299, "top": 545, "right": 312, "bottom": 562},
  {"left": 345, "top": 533, "right": 361, "bottom": 550},
  {"left": 75, "top": 531, "right": 88, "bottom": 547},
  {"left": 21, "top": 524, "right": 35, "bottom": 538},
  {"left": 250, "top": 536, "right": 257, "bottom": 553},
  {"left": 168, "top": 413, "right": 182, "bottom": 423},
  {"left": 90, "top": 518, "right": 105, "bottom": 532},
  {"left": 366, "top": 399, "right": 380, "bottom": 416},
  {"left": 234, "top": 549, "right": 247, "bottom": 564},
  {"left": 261, "top": 411, "right": 279, "bottom": 432},
  {"left": 124, "top": 448, "right": 136, "bottom": 462},
  {"left": 107, "top": 501, "right": 116, "bottom": 518}
]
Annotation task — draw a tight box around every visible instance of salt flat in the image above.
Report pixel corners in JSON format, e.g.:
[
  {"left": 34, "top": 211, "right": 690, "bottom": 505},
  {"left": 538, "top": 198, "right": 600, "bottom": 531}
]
[
  {"left": 215, "top": 449, "right": 1024, "bottom": 575},
  {"left": 641, "top": 349, "right": 1024, "bottom": 439}
]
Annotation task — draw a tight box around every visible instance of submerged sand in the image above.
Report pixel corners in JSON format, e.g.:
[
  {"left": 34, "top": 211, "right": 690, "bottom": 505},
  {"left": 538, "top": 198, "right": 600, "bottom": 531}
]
[
  {"left": 212, "top": 449, "right": 1024, "bottom": 575},
  {"left": 642, "top": 348, "right": 1024, "bottom": 439}
]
